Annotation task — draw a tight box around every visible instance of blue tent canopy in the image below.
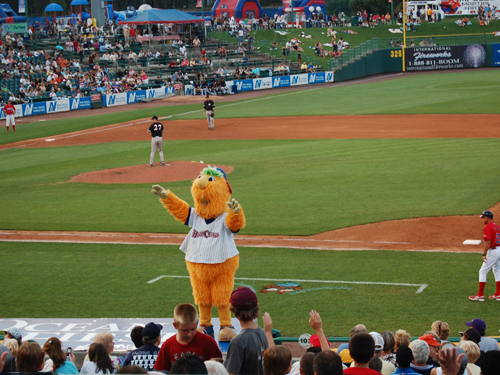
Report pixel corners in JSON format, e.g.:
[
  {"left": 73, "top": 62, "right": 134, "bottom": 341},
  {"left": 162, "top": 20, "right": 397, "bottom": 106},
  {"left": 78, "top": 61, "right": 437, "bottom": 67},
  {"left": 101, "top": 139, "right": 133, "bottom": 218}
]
[
  {"left": 119, "top": 9, "right": 203, "bottom": 24},
  {"left": 45, "top": 3, "right": 64, "bottom": 12},
  {"left": 70, "top": 0, "right": 89, "bottom": 5}
]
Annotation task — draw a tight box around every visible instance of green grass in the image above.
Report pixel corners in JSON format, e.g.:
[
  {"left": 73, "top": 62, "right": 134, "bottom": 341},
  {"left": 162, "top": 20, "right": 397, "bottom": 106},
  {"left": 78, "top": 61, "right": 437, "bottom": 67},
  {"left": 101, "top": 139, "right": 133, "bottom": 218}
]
[
  {"left": 1, "top": 138, "right": 500, "bottom": 235},
  {"left": 1, "top": 241, "right": 498, "bottom": 336},
  {"left": 2, "top": 70, "right": 499, "bottom": 147},
  {"left": 212, "top": 17, "right": 500, "bottom": 68}
]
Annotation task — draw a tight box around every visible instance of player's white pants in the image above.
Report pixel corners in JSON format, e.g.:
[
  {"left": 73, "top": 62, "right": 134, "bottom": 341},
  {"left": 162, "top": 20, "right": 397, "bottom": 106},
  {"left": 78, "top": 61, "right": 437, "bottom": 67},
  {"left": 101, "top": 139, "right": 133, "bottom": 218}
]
[
  {"left": 206, "top": 110, "right": 214, "bottom": 129},
  {"left": 150, "top": 136, "right": 164, "bottom": 164},
  {"left": 479, "top": 248, "right": 500, "bottom": 282},
  {"left": 5, "top": 115, "right": 15, "bottom": 127}
]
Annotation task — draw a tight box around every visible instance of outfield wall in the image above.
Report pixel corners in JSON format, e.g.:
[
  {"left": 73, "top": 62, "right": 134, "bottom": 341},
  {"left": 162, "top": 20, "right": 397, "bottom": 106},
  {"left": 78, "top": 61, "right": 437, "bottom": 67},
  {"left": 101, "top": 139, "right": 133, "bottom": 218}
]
[
  {"left": 0, "top": 87, "right": 175, "bottom": 119},
  {"left": 184, "top": 72, "right": 335, "bottom": 95}
]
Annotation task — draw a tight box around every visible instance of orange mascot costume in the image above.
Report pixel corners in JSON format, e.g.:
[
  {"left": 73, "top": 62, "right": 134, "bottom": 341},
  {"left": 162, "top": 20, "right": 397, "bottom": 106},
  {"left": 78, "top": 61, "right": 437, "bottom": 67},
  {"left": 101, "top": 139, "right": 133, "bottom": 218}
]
[{"left": 151, "top": 166, "right": 245, "bottom": 341}]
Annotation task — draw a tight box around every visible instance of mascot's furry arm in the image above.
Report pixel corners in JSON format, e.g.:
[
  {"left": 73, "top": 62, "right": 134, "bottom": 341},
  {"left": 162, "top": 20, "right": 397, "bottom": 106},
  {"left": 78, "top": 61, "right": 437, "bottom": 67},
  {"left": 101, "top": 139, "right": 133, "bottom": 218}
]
[
  {"left": 226, "top": 198, "right": 245, "bottom": 233},
  {"left": 151, "top": 185, "right": 190, "bottom": 224}
]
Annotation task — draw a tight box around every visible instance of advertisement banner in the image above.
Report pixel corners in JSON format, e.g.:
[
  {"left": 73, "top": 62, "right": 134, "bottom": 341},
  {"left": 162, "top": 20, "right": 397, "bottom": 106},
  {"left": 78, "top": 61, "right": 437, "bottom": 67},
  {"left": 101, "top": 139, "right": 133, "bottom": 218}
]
[
  {"left": 0, "top": 318, "right": 241, "bottom": 351},
  {"left": 70, "top": 97, "right": 92, "bottom": 111},
  {"left": 436, "top": 0, "right": 500, "bottom": 15},
  {"left": 308, "top": 72, "right": 326, "bottom": 84},
  {"left": 233, "top": 79, "right": 254, "bottom": 91},
  {"left": 19, "top": 0, "right": 25, "bottom": 13},
  {"left": 23, "top": 102, "right": 47, "bottom": 117},
  {"left": 405, "top": 44, "right": 487, "bottom": 71},
  {"left": 272, "top": 76, "right": 291, "bottom": 88},
  {"left": 290, "top": 73, "right": 309, "bottom": 86},
  {"left": 127, "top": 90, "right": 148, "bottom": 104},
  {"left": 325, "top": 71, "right": 334, "bottom": 82},
  {"left": 104, "top": 92, "right": 127, "bottom": 107},
  {"left": 46, "top": 99, "right": 70, "bottom": 114},
  {"left": 494, "top": 43, "right": 500, "bottom": 67},
  {"left": 253, "top": 77, "right": 272, "bottom": 90},
  {"left": 2, "top": 24, "right": 28, "bottom": 36}
]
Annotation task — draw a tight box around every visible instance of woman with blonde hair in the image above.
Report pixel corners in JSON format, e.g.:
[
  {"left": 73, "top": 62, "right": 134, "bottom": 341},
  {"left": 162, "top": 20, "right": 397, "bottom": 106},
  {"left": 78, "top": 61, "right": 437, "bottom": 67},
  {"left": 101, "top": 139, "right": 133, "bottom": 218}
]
[
  {"left": 263, "top": 346, "right": 292, "bottom": 375},
  {"left": 459, "top": 340, "right": 481, "bottom": 375},
  {"left": 394, "top": 330, "right": 412, "bottom": 351},
  {"left": 2, "top": 339, "right": 18, "bottom": 359},
  {"left": 83, "top": 332, "right": 123, "bottom": 370},
  {"left": 431, "top": 321, "right": 450, "bottom": 341},
  {"left": 80, "top": 343, "right": 115, "bottom": 374},
  {"left": 42, "top": 337, "right": 78, "bottom": 374}
]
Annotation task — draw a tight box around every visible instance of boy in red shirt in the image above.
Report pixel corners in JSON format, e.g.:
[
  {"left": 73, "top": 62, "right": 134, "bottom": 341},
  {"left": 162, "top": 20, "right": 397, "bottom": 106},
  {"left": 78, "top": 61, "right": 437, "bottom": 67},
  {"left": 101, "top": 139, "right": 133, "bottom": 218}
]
[
  {"left": 154, "top": 304, "right": 222, "bottom": 372},
  {"left": 3, "top": 100, "right": 16, "bottom": 132}
]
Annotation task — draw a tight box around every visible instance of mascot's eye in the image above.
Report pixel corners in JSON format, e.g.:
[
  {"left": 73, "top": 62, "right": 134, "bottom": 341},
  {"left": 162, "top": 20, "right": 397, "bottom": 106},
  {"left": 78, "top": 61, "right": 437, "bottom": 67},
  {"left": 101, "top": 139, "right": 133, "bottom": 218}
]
[
  {"left": 198, "top": 175, "right": 202, "bottom": 178},
  {"left": 208, "top": 176, "right": 215, "bottom": 182}
]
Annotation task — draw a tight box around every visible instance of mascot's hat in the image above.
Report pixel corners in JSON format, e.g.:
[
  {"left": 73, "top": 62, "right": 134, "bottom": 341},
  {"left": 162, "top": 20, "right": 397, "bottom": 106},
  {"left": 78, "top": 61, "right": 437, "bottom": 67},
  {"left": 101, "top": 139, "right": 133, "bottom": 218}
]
[{"left": 211, "top": 166, "right": 232, "bottom": 194}]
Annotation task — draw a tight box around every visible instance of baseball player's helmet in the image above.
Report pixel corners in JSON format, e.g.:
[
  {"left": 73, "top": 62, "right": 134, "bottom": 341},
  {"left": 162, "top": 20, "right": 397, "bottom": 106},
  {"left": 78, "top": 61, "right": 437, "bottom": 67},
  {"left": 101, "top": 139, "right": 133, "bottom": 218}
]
[
  {"left": 152, "top": 116, "right": 158, "bottom": 120},
  {"left": 480, "top": 210, "right": 493, "bottom": 219}
]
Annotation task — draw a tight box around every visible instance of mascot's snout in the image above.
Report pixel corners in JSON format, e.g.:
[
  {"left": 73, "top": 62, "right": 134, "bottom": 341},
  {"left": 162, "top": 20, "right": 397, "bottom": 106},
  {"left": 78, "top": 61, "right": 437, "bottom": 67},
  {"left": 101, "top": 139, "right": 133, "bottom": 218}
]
[{"left": 196, "top": 175, "right": 210, "bottom": 189}]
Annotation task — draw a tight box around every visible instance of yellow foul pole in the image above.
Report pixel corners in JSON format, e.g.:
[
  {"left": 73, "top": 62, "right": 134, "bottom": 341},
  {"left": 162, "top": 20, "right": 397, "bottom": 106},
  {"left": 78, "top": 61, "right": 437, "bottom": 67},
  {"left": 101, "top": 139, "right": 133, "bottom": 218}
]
[{"left": 402, "top": 0, "right": 406, "bottom": 71}]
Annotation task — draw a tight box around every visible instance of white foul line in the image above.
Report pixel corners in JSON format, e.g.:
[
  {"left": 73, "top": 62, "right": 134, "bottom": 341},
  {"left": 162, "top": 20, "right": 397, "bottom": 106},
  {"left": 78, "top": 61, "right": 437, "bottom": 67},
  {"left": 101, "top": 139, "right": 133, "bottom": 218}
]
[{"left": 147, "top": 274, "right": 428, "bottom": 293}]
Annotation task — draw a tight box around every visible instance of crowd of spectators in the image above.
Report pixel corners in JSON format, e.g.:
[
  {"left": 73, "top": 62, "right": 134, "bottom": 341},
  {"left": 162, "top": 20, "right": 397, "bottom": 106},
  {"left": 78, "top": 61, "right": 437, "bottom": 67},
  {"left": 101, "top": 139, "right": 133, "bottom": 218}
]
[{"left": 1, "top": 288, "right": 499, "bottom": 375}]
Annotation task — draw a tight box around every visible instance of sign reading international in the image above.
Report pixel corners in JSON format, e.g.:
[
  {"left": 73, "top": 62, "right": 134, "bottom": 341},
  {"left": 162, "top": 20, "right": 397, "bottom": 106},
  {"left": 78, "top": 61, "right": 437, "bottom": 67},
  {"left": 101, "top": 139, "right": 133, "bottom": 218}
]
[{"left": 405, "top": 44, "right": 487, "bottom": 71}]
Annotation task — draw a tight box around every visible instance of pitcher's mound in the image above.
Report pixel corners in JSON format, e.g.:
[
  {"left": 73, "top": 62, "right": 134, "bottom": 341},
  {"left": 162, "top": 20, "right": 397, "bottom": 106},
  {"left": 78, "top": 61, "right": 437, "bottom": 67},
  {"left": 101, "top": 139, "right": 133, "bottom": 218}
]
[{"left": 70, "top": 161, "right": 234, "bottom": 184}]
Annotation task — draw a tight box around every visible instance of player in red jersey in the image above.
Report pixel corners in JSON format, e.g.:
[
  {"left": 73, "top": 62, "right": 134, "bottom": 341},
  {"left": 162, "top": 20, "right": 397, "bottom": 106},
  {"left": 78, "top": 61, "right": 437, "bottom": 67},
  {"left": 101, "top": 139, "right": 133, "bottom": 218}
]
[
  {"left": 469, "top": 210, "right": 500, "bottom": 301},
  {"left": 3, "top": 100, "right": 16, "bottom": 132}
]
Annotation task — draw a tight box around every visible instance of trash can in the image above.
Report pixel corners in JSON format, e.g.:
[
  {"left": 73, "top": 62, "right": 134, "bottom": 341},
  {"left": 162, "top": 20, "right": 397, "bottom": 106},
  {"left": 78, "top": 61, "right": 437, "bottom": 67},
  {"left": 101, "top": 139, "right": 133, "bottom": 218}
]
[
  {"left": 438, "top": 13, "right": 442, "bottom": 22},
  {"left": 351, "top": 16, "right": 359, "bottom": 26}
]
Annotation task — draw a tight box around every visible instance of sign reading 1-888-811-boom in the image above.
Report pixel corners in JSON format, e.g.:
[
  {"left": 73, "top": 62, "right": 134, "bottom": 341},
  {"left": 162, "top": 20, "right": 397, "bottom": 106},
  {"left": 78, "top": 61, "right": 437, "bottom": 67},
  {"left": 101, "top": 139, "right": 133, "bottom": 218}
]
[{"left": 405, "top": 44, "right": 487, "bottom": 71}]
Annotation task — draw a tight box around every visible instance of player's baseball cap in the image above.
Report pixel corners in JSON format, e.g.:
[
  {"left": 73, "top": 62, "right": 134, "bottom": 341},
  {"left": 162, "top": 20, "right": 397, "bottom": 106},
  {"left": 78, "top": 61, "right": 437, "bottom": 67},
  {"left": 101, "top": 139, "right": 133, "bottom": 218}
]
[
  {"left": 142, "top": 322, "right": 163, "bottom": 338},
  {"left": 229, "top": 287, "right": 258, "bottom": 310},
  {"left": 151, "top": 116, "right": 158, "bottom": 120},
  {"left": 205, "top": 94, "right": 210, "bottom": 98},
  {"left": 480, "top": 210, "right": 493, "bottom": 219}
]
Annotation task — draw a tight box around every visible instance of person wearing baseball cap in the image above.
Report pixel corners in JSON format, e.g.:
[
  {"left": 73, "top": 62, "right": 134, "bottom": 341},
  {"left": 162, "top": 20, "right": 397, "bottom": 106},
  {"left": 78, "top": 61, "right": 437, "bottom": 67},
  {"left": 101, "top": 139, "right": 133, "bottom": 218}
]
[
  {"left": 6, "top": 328, "right": 22, "bottom": 346},
  {"left": 469, "top": 210, "right": 500, "bottom": 301},
  {"left": 224, "top": 287, "right": 269, "bottom": 375},
  {"left": 418, "top": 334, "right": 440, "bottom": 367},
  {"left": 465, "top": 318, "right": 499, "bottom": 352},
  {"left": 203, "top": 94, "right": 215, "bottom": 130},
  {"left": 124, "top": 322, "right": 163, "bottom": 371},
  {"left": 371, "top": 331, "right": 396, "bottom": 375}
]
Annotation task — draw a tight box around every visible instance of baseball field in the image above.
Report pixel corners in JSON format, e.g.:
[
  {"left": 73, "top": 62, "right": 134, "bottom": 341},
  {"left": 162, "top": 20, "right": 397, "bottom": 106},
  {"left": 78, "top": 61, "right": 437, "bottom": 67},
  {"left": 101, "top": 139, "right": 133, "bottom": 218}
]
[{"left": 1, "top": 69, "right": 500, "bottom": 337}]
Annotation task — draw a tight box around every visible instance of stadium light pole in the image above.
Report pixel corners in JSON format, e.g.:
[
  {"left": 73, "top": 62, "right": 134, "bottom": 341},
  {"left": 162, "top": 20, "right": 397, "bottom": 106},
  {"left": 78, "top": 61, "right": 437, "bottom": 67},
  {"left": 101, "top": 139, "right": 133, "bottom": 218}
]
[{"left": 291, "top": 0, "right": 294, "bottom": 30}]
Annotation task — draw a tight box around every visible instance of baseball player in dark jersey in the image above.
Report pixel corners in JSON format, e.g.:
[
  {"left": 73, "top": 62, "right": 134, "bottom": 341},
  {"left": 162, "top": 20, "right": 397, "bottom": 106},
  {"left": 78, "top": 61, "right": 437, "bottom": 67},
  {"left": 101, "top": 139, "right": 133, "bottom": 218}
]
[
  {"left": 148, "top": 116, "right": 165, "bottom": 167},
  {"left": 203, "top": 95, "right": 215, "bottom": 130}
]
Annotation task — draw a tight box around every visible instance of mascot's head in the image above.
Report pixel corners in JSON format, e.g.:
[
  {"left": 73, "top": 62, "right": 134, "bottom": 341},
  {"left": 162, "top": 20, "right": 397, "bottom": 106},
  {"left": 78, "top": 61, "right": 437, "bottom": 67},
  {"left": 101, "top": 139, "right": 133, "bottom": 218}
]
[{"left": 191, "top": 166, "right": 232, "bottom": 219}]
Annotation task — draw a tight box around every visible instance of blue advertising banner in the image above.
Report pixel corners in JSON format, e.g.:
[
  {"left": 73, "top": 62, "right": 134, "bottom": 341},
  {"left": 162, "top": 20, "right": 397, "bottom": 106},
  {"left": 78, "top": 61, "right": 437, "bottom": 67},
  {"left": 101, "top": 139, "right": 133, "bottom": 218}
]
[
  {"left": 70, "top": 97, "right": 92, "bottom": 111},
  {"left": 308, "top": 72, "right": 326, "bottom": 84},
  {"left": 494, "top": 44, "right": 500, "bottom": 67},
  {"left": 22, "top": 102, "right": 47, "bottom": 117},
  {"left": 272, "top": 76, "right": 291, "bottom": 88},
  {"left": 233, "top": 79, "right": 254, "bottom": 91}
]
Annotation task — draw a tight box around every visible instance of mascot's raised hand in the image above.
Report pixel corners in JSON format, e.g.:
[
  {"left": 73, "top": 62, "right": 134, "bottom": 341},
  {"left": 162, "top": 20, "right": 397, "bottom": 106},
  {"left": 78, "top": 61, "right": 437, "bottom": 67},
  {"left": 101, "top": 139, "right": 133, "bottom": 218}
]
[
  {"left": 152, "top": 166, "right": 245, "bottom": 342},
  {"left": 151, "top": 185, "right": 168, "bottom": 199}
]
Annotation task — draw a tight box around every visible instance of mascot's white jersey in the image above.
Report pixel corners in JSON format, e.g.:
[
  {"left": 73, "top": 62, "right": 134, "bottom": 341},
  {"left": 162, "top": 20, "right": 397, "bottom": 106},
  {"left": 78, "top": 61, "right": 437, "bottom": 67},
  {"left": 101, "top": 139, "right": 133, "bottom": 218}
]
[{"left": 180, "top": 208, "right": 239, "bottom": 264}]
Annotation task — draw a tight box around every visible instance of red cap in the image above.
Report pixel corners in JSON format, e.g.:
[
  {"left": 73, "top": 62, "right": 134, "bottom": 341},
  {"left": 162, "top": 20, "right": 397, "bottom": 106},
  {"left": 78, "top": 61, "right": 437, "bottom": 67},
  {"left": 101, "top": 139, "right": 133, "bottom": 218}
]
[
  {"left": 419, "top": 334, "right": 440, "bottom": 347},
  {"left": 229, "top": 287, "right": 258, "bottom": 310},
  {"left": 310, "top": 334, "right": 330, "bottom": 348}
]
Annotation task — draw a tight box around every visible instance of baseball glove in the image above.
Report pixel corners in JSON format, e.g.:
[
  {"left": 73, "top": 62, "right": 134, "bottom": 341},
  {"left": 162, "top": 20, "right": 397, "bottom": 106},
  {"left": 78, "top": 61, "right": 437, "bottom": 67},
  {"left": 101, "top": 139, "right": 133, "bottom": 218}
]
[{"left": 210, "top": 112, "right": 214, "bottom": 118}]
